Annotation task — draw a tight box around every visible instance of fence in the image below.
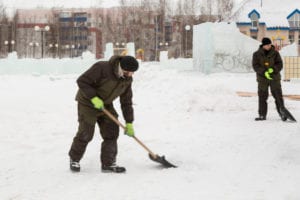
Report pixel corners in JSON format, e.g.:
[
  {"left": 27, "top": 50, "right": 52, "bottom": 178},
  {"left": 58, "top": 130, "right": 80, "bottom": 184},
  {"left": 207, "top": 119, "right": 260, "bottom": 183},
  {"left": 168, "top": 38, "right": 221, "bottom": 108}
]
[{"left": 283, "top": 56, "right": 300, "bottom": 81}]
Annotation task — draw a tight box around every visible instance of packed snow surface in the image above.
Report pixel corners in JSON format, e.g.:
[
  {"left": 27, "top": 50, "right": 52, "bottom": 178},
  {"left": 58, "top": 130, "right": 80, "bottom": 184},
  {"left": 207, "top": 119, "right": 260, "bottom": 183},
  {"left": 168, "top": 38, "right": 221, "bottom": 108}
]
[{"left": 0, "top": 58, "right": 300, "bottom": 200}]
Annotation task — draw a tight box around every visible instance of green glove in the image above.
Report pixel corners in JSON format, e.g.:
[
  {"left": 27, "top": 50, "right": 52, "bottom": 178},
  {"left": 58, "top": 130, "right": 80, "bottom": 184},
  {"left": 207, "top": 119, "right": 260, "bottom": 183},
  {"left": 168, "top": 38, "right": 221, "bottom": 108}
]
[
  {"left": 264, "top": 68, "right": 274, "bottom": 80},
  {"left": 267, "top": 68, "right": 274, "bottom": 73},
  {"left": 125, "top": 123, "right": 134, "bottom": 137},
  {"left": 91, "top": 96, "right": 104, "bottom": 110}
]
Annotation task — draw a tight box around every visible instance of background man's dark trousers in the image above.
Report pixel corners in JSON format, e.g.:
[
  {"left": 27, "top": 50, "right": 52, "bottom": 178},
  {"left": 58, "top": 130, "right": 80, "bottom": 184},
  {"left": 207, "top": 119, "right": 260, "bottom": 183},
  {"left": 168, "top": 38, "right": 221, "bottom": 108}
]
[{"left": 257, "top": 80, "right": 284, "bottom": 117}]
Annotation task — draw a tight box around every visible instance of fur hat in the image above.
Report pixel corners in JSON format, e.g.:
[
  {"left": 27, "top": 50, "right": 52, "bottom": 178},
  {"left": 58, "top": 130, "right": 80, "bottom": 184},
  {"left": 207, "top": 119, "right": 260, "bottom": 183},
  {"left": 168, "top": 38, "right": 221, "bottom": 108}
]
[
  {"left": 120, "top": 56, "right": 139, "bottom": 72},
  {"left": 262, "top": 37, "right": 272, "bottom": 46}
]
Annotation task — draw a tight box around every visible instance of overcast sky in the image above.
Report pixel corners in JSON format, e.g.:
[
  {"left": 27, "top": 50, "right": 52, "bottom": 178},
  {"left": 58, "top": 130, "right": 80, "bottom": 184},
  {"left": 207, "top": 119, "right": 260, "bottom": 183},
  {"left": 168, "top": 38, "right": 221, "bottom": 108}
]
[
  {"left": 1, "top": 0, "right": 244, "bottom": 8},
  {"left": 1, "top": 0, "right": 244, "bottom": 17},
  {"left": 1, "top": 0, "right": 119, "bottom": 9}
]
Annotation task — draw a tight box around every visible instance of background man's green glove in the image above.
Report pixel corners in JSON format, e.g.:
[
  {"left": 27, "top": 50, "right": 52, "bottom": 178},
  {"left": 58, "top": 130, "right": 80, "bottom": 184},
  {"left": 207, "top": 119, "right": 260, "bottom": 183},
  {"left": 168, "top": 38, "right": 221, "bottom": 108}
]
[
  {"left": 91, "top": 96, "right": 104, "bottom": 110},
  {"left": 267, "top": 68, "right": 274, "bottom": 73},
  {"left": 264, "top": 68, "right": 274, "bottom": 80},
  {"left": 125, "top": 123, "right": 134, "bottom": 137}
]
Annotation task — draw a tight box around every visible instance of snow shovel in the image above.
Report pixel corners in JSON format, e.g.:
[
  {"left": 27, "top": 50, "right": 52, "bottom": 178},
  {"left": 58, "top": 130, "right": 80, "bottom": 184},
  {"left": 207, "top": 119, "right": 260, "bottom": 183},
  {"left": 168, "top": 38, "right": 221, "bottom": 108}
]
[
  {"left": 280, "top": 107, "right": 297, "bottom": 122},
  {"left": 102, "top": 108, "right": 177, "bottom": 168}
]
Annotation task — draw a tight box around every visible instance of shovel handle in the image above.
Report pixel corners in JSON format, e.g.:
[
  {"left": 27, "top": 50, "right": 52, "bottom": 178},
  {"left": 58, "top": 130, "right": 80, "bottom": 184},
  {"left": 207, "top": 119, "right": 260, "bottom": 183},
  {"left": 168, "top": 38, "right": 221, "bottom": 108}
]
[
  {"left": 102, "top": 108, "right": 157, "bottom": 159},
  {"left": 102, "top": 108, "right": 126, "bottom": 129}
]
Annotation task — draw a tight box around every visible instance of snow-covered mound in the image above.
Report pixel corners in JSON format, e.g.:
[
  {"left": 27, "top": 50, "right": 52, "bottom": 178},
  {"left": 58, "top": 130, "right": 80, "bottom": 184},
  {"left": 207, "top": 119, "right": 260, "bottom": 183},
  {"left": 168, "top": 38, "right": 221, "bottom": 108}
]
[
  {"left": 0, "top": 51, "right": 97, "bottom": 75},
  {"left": 280, "top": 42, "right": 299, "bottom": 57}
]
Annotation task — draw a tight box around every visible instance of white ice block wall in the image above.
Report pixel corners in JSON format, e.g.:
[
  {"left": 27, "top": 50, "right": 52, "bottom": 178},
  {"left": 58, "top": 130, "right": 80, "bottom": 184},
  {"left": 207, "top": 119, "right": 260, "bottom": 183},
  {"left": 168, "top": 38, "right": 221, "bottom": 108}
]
[{"left": 193, "top": 22, "right": 260, "bottom": 73}]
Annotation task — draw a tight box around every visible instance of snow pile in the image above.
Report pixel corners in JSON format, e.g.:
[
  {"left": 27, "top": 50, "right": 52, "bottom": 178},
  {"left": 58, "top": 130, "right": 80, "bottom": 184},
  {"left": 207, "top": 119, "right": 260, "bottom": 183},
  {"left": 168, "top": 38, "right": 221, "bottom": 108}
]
[
  {"left": 7, "top": 51, "right": 18, "bottom": 59},
  {"left": 193, "top": 22, "right": 260, "bottom": 73},
  {"left": 126, "top": 42, "right": 136, "bottom": 57},
  {"left": 81, "top": 51, "right": 96, "bottom": 60},
  {"left": 0, "top": 51, "right": 97, "bottom": 75},
  {"left": 280, "top": 43, "right": 299, "bottom": 57},
  {"left": 104, "top": 42, "right": 136, "bottom": 60},
  {"left": 160, "top": 51, "right": 193, "bottom": 70},
  {"left": 104, "top": 43, "right": 114, "bottom": 60}
]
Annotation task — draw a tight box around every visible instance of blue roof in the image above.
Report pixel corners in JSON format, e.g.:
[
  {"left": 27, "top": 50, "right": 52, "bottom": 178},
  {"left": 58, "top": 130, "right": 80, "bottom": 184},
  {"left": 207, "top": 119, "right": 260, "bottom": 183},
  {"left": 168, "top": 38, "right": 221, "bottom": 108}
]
[
  {"left": 248, "top": 9, "right": 260, "bottom": 19},
  {"left": 236, "top": 22, "right": 266, "bottom": 26},
  {"left": 266, "top": 27, "right": 290, "bottom": 30},
  {"left": 287, "top": 9, "right": 300, "bottom": 19},
  {"left": 250, "top": 28, "right": 258, "bottom": 32},
  {"left": 236, "top": 22, "right": 252, "bottom": 26}
]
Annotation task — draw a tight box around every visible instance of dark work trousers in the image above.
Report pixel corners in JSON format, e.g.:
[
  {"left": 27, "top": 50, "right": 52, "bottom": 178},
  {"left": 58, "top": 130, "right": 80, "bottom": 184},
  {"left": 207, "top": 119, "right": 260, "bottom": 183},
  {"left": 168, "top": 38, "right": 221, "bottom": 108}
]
[
  {"left": 68, "top": 103, "right": 119, "bottom": 166},
  {"left": 257, "top": 79, "right": 285, "bottom": 117}
]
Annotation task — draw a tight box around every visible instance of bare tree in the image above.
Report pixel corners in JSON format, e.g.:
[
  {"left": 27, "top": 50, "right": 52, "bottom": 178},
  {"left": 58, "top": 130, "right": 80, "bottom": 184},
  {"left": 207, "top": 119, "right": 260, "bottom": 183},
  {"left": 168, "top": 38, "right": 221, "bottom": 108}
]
[
  {"left": 140, "top": 0, "right": 162, "bottom": 60},
  {"left": 115, "top": 0, "right": 162, "bottom": 60},
  {"left": 198, "top": 0, "right": 211, "bottom": 20},
  {"left": 119, "top": 0, "right": 131, "bottom": 42},
  {"left": 14, "top": 10, "right": 26, "bottom": 58},
  {"left": 46, "top": 8, "right": 60, "bottom": 58},
  {"left": 217, "top": 0, "right": 234, "bottom": 21},
  {"left": 0, "top": 1, "right": 10, "bottom": 57},
  {"left": 0, "top": 0, "right": 7, "bottom": 22},
  {"left": 10, "top": 10, "right": 17, "bottom": 52}
]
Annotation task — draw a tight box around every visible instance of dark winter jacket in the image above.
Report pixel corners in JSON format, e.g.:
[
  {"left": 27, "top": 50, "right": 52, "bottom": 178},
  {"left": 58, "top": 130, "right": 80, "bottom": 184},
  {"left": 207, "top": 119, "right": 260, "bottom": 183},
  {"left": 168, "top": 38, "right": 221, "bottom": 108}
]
[
  {"left": 252, "top": 45, "right": 283, "bottom": 82},
  {"left": 75, "top": 55, "right": 134, "bottom": 123}
]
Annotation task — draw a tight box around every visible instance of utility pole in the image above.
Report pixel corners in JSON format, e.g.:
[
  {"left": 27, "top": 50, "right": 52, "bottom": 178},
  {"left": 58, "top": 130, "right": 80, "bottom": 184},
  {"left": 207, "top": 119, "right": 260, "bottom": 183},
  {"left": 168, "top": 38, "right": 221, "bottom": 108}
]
[{"left": 155, "top": 15, "right": 158, "bottom": 61}]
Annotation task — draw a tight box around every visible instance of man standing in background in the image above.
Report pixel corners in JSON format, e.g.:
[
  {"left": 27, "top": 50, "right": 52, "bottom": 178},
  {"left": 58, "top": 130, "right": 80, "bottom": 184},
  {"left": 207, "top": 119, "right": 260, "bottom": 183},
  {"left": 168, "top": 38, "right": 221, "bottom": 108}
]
[{"left": 252, "top": 37, "right": 286, "bottom": 121}]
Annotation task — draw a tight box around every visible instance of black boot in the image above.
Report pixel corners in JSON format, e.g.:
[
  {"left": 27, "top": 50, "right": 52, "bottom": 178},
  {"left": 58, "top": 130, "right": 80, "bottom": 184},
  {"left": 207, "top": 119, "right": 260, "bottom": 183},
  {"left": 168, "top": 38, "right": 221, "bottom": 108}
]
[
  {"left": 255, "top": 115, "right": 266, "bottom": 121},
  {"left": 102, "top": 163, "right": 126, "bottom": 173},
  {"left": 70, "top": 159, "right": 80, "bottom": 172}
]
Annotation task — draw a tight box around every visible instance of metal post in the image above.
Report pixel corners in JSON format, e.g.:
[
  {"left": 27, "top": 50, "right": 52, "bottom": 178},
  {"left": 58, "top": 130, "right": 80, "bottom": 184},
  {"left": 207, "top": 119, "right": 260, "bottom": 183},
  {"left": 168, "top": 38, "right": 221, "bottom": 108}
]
[
  {"left": 11, "top": 40, "right": 15, "bottom": 52},
  {"left": 4, "top": 41, "right": 8, "bottom": 56},
  {"left": 185, "top": 30, "right": 187, "bottom": 57},
  {"left": 155, "top": 15, "right": 158, "bottom": 61},
  {"left": 55, "top": 44, "right": 59, "bottom": 58},
  {"left": 41, "top": 31, "right": 44, "bottom": 58},
  {"left": 184, "top": 25, "right": 191, "bottom": 58}
]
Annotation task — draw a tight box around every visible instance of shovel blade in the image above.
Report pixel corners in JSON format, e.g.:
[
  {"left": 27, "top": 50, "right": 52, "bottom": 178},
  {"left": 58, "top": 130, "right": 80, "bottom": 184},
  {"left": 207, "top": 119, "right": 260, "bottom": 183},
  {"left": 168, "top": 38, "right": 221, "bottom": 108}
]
[
  {"left": 149, "top": 154, "right": 177, "bottom": 168},
  {"left": 280, "top": 107, "right": 297, "bottom": 122}
]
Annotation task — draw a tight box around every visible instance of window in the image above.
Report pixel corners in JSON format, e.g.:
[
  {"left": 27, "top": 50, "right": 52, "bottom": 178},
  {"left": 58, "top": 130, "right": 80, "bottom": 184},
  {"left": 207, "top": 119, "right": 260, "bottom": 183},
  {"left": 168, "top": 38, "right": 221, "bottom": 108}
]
[
  {"left": 252, "top": 20, "right": 258, "bottom": 28},
  {"left": 288, "top": 13, "right": 300, "bottom": 28},
  {"left": 295, "top": 13, "right": 299, "bottom": 27},
  {"left": 59, "top": 12, "right": 71, "bottom": 18},
  {"left": 289, "top": 34, "right": 295, "bottom": 44},
  {"left": 298, "top": 35, "right": 300, "bottom": 45},
  {"left": 249, "top": 10, "right": 260, "bottom": 29}
]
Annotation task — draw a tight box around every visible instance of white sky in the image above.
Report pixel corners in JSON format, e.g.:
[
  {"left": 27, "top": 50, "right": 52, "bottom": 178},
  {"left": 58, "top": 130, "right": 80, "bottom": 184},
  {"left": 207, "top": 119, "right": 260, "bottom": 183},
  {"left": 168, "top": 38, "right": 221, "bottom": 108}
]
[
  {"left": 2, "top": 0, "right": 244, "bottom": 9},
  {"left": 1, "top": 0, "right": 119, "bottom": 9},
  {"left": 1, "top": 0, "right": 244, "bottom": 17}
]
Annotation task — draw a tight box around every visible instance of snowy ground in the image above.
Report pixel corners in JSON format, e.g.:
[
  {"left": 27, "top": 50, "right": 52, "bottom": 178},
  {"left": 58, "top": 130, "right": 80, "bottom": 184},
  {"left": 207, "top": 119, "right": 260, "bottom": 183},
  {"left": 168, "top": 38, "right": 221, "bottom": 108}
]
[{"left": 0, "top": 61, "right": 300, "bottom": 200}]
